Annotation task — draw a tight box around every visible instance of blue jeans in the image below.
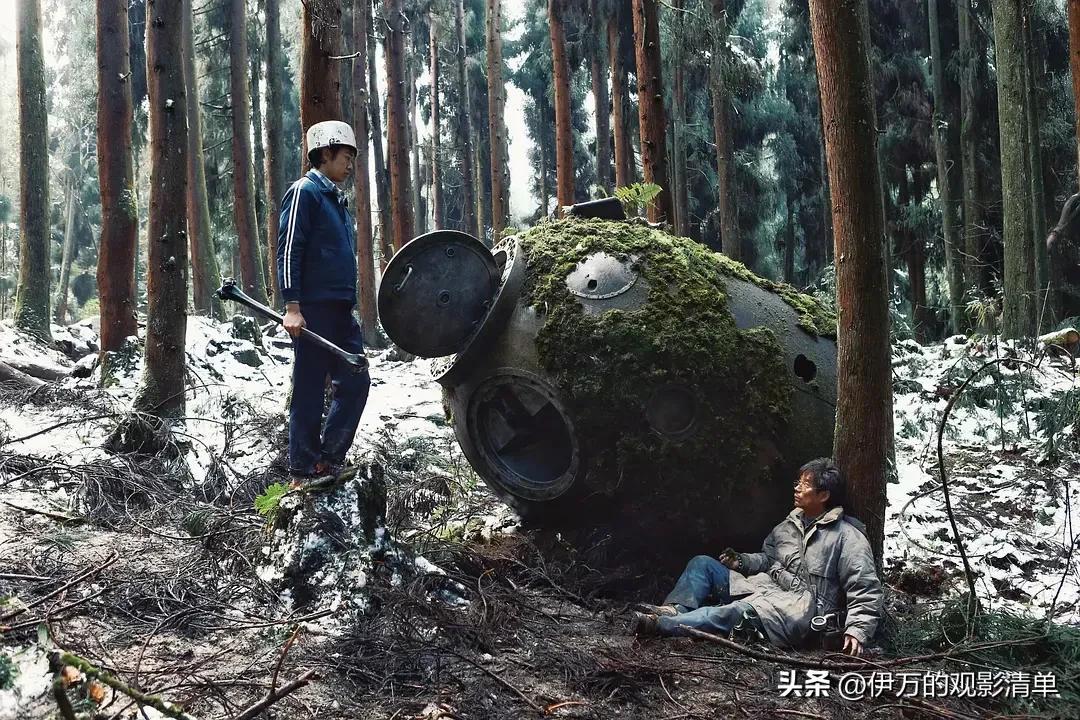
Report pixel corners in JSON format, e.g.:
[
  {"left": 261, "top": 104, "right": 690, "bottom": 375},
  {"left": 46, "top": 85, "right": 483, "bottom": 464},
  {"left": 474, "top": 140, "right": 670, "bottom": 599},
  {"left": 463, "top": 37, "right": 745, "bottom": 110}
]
[
  {"left": 658, "top": 555, "right": 760, "bottom": 637},
  {"left": 288, "top": 302, "right": 370, "bottom": 474}
]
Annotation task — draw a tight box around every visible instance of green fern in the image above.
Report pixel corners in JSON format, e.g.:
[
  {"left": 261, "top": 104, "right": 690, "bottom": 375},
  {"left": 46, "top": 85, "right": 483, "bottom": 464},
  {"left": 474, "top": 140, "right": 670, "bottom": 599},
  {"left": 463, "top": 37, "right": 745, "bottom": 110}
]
[
  {"left": 614, "top": 182, "right": 662, "bottom": 217},
  {"left": 254, "top": 482, "right": 289, "bottom": 521}
]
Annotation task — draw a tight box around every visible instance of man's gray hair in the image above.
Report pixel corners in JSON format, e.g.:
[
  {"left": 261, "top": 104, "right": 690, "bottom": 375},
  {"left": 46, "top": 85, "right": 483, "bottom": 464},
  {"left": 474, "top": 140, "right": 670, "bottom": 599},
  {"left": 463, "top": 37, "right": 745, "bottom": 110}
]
[{"left": 799, "top": 457, "right": 845, "bottom": 509}]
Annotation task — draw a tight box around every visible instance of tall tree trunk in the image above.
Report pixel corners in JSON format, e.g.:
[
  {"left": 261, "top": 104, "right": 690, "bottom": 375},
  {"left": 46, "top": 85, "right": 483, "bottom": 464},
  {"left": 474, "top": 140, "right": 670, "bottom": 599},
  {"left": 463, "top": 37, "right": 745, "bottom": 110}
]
[
  {"left": 900, "top": 172, "right": 931, "bottom": 342},
  {"left": 366, "top": 0, "right": 392, "bottom": 264},
  {"left": 97, "top": 0, "right": 138, "bottom": 359},
  {"left": 455, "top": 0, "right": 477, "bottom": 237},
  {"left": 672, "top": 0, "right": 688, "bottom": 236},
  {"left": 1024, "top": 10, "right": 1051, "bottom": 330},
  {"left": 137, "top": 0, "right": 190, "bottom": 419},
  {"left": 352, "top": 0, "right": 380, "bottom": 346},
  {"left": 710, "top": 0, "right": 738, "bottom": 259},
  {"left": 250, "top": 15, "right": 267, "bottom": 255},
  {"left": 608, "top": 9, "right": 633, "bottom": 188},
  {"left": 265, "top": 0, "right": 285, "bottom": 307},
  {"left": 928, "top": 0, "right": 962, "bottom": 335},
  {"left": 590, "top": 0, "right": 612, "bottom": 194},
  {"left": 631, "top": 0, "right": 673, "bottom": 224},
  {"left": 301, "top": 0, "right": 344, "bottom": 157},
  {"left": 384, "top": 0, "right": 415, "bottom": 250},
  {"left": 486, "top": 0, "right": 510, "bottom": 238},
  {"left": 409, "top": 54, "right": 426, "bottom": 237},
  {"left": 183, "top": 0, "right": 223, "bottom": 318},
  {"left": 430, "top": 8, "right": 444, "bottom": 229},
  {"left": 784, "top": 194, "right": 795, "bottom": 284},
  {"left": 549, "top": 0, "right": 574, "bottom": 210},
  {"left": 808, "top": 0, "right": 892, "bottom": 564},
  {"left": 957, "top": 0, "right": 983, "bottom": 292},
  {"left": 54, "top": 169, "right": 77, "bottom": 324},
  {"left": 15, "top": 0, "right": 51, "bottom": 340},
  {"left": 992, "top": 0, "right": 1036, "bottom": 338},
  {"left": 540, "top": 126, "right": 550, "bottom": 215},
  {"left": 1071, "top": 0, "right": 1080, "bottom": 189},
  {"left": 230, "top": 0, "right": 268, "bottom": 306}
]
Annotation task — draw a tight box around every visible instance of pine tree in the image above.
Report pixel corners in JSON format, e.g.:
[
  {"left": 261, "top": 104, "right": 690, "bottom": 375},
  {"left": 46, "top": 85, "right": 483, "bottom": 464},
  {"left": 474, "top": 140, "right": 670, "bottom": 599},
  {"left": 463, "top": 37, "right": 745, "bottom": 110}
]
[
  {"left": 15, "top": 0, "right": 51, "bottom": 340},
  {"left": 808, "top": 0, "right": 892, "bottom": 563},
  {"left": 993, "top": 0, "right": 1036, "bottom": 338},
  {"left": 265, "top": 0, "right": 286, "bottom": 306},
  {"left": 549, "top": 0, "right": 574, "bottom": 211},
  {"left": 385, "top": 0, "right": 415, "bottom": 250},
  {"left": 230, "top": 0, "right": 268, "bottom": 305},
  {"left": 589, "top": 0, "right": 612, "bottom": 194},
  {"left": 455, "top": 0, "right": 478, "bottom": 236},
  {"left": 352, "top": 0, "right": 380, "bottom": 343},
  {"left": 430, "top": 6, "right": 445, "bottom": 229},
  {"left": 486, "top": 0, "right": 510, "bottom": 237},
  {"left": 96, "top": 0, "right": 139, "bottom": 363},
  {"left": 711, "top": 0, "right": 738, "bottom": 259},
  {"left": 136, "top": 0, "right": 190, "bottom": 419},
  {"left": 631, "top": 0, "right": 673, "bottom": 224},
  {"left": 301, "top": 0, "right": 344, "bottom": 151}
]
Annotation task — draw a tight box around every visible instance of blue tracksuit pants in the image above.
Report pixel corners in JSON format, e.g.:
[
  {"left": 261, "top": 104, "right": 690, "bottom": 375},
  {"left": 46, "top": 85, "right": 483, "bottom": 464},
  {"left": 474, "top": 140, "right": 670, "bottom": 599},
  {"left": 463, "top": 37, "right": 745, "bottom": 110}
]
[
  {"left": 658, "top": 555, "right": 761, "bottom": 637},
  {"left": 288, "top": 301, "right": 370, "bottom": 475}
]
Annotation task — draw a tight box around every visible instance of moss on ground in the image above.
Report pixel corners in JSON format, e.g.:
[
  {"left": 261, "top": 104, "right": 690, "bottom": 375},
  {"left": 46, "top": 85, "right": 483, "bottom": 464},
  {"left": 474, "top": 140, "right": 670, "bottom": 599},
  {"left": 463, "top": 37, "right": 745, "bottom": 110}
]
[{"left": 516, "top": 218, "right": 828, "bottom": 543}]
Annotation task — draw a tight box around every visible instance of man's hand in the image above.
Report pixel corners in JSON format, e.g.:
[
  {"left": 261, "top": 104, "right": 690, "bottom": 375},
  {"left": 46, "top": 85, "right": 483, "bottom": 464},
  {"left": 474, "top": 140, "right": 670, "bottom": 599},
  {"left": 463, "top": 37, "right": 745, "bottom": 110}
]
[
  {"left": 842, "top": 634, "right": 864, "bottom": 657},
  {"left": 719, "top": 548, "right": 741, "bottom": 571},
  {"left": 283, "top": 304, "right": 306, "bottom": 338}
]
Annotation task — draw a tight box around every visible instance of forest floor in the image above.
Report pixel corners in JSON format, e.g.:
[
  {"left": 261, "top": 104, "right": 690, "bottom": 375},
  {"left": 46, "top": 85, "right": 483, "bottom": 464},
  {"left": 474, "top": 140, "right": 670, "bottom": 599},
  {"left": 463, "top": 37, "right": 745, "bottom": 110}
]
[{"left": 1, "top": 316, "right": 1078, "bottom": 719}]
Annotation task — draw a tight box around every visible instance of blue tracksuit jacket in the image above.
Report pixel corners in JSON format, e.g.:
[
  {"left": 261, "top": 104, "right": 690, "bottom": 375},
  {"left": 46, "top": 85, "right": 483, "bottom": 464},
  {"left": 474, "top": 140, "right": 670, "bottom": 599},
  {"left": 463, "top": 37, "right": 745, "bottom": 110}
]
[{"left": 277, "top": 169, "right": 357, "bottom": 306}]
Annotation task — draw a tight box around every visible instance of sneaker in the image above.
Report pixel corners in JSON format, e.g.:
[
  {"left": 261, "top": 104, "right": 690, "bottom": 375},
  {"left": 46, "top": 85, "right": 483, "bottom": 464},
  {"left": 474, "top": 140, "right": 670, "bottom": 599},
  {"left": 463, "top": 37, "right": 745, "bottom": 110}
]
[
  {"left": 633, "top": 603, "right": 680, "bottom": 617},
  {"left": 630, "top": 612, "right": 661, "bottom": 637}
]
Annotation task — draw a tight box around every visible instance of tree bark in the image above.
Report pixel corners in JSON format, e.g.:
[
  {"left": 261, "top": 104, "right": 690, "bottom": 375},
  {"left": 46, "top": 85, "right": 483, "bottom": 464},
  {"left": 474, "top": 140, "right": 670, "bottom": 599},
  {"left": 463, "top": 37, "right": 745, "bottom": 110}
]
[
  {"left": 182, "top": 0, "right": 223, "bottom": 318},
  {"left": 549, "top": 0, "right": 574, "bottom": 211},
  {"left": 96, "top": 0, "right": 139, "bottom": 359},
  {"left": 352, "top": 0, "right": 380, "bottom": 346},
  {"left": 928, "top": 0, "right": 962, "bottom": 335},
  {"left": 366, "top": 0, "right": 392, "bottom": 264},
  {"left": 784, "top": 194, "right": 795, "bottom": 284},
  {"left": 608, "top": 9, "right": 633, "bottom": 189},
  {"left": 590, "top": 0, "right": 612, "bottom": 194},
  {"left": 408, "top": 54, "right": 426, "bottom": 237},
  {"left": 808, "top": 0, "right": 892, "bottom": 565},
  {"left": 455, "top": 0, "right": 477, "bottom": 237},
  {"left": 430, "top": 8, "right": 444, "bottom": 229},
  {"left": 710, "top": 0, "right": 738, "bottom": 259},
  {"left": 265, "top": 0, "right": 285, "bottom": 307},
  {"left": 55, "top": 169, "right": 77, "bottom": 324},
  {"left": 300, "top": 0, "right": 344, "bottom": 159},
  {"left": 486, "top": 0, "right": 510, "bottom": 238},
  {"left": 957, "top": 0, "right": 983, "bottom": 292},
  {"left": 15, "top": 0, "right": 51, "bottom": 340},
  {"left": 631, "top": 0, "right": 672, "bottom": 225},
  {"left": 137, "top": 0, "right": 190, "bottom": 419},
  {"left": 672, "top": 0, "right": 688, "bottom": 237},
  {"left": 1023, "top": 10, "right": 1051, "bottom": 330},
  {"left": 992, "top": 0, "right": 1036, "bottom": 338},
  {"left": 250, "top": 14, "right": 267, "bottom": 256},
  {"left": 230, "top": 0, "right": 268, "bottom": 306},
  {"left": 384, "top": 0, "right": 415, "bottom": 251},
  {"left": 1071, "top": 0, "right": 1080, "bottom": 189}
]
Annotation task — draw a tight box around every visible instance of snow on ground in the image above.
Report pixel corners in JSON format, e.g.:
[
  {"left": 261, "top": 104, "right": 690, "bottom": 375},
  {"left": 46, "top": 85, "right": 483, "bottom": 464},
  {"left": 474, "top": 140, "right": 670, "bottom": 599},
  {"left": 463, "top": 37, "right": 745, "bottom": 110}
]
[
  {"left": 2, "top": 318, "right": 1079, "bottom": 627},
  {"left": 888, "top": 335, "right": 1080, "bottom": 623}
]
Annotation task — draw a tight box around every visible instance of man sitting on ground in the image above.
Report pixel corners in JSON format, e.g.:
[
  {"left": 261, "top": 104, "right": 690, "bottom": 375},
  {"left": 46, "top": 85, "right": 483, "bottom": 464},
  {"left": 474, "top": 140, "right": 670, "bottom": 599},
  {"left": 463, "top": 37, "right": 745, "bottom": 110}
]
[{"left": 632, "top": 458, "right": 882, "bottom": 657}]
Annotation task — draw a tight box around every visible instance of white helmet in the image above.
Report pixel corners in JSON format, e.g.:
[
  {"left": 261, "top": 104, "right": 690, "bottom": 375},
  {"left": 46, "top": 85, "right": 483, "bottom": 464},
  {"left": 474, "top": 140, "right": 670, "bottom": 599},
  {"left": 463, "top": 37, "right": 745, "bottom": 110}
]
[{"left": 306, "top": 120, "right": 357, "bottom": 153}]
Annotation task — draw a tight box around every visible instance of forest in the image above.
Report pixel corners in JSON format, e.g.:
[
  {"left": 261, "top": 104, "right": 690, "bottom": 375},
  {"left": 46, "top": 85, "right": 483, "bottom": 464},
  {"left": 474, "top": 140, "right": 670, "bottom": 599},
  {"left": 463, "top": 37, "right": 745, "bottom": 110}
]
[{"left": 1, "top": 0, "right": 1080, "bottom": 718}]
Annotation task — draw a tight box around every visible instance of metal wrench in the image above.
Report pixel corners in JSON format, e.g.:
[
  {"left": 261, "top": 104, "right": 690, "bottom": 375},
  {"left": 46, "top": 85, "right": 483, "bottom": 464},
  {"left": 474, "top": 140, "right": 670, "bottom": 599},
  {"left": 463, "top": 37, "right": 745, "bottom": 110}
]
[{"left": 215, "top": 279, "right": 369, "bottom": 372}]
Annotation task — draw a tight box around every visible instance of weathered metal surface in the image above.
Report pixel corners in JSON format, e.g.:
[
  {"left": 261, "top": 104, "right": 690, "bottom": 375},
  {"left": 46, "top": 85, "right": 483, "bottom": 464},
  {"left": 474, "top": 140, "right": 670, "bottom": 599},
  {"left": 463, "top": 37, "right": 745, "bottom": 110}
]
[{"left": 377, "top": 231, "right": 499, "bottom": 358}]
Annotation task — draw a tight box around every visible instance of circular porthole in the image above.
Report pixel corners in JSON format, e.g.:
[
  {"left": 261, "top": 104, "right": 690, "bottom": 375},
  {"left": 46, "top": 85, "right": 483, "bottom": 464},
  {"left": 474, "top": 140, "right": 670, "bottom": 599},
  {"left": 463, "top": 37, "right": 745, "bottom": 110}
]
[{"left": 465, "top": 370, "right": 580, "bottom": 501}]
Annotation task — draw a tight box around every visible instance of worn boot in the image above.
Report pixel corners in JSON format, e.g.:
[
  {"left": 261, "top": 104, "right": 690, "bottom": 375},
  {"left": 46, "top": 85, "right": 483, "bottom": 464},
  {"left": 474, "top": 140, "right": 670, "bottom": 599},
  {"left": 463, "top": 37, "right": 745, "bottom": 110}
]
[
  {"left": 633, "top": 603, "right": 680, "bottom": 617},
  {"left": 630, "top": 612, "right": 661, "bottom": 637}
]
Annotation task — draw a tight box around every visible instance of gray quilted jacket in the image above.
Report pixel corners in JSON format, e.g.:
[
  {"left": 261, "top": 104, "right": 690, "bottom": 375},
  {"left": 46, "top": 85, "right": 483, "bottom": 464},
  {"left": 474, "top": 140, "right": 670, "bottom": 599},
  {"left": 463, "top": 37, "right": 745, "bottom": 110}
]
[{"left": 729, "top": 506, "right": 883, "bottom": 649}]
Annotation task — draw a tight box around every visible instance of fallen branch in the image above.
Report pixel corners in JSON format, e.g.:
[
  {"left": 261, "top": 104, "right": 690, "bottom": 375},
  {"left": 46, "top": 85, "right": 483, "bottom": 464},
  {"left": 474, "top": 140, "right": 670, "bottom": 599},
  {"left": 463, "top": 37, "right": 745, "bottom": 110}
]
[
  {"left": 444, "top": 647, "right": 544, "bottom": 714},
  {"left": 677, "top": 626, "right": 1038, "bottom": 671},
  {"left": 228, "top": 669, "right": 316, "bottom": 720},
  {"left": 2, "top": 586, "right": 108, "bottom": 633},
  {"left": 0, "top": 551, "right": 118, "bottom": 623},
  {"left": 0, "top": 360, "right": 45, "bottom": 390},
  {"left": 52, "top": 651, "right": 197, "bottom": 720},
  {"left": 2, "top": 500, "right": 85, "bottom": 525}
]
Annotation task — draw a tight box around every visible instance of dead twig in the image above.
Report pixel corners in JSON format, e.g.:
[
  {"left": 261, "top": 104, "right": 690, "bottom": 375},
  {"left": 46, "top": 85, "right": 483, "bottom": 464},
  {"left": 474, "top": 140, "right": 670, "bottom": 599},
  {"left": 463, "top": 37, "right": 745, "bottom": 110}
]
[
  {"left": 52, "top": 651, "right": 197, "bottom": 720},
  {"left": 0, "top": 551, "right": 118, "bottom": 624},
  {"left": 228, "top": 668, "right": 316, "bottom": 720},
  {"left": 2, "top": 587, "right": 108, "bottom": 633},
  {"left": 2, "top": 499, "right": 85, "bottom": 525},
  {"left": 443, "top": 647, "right": 545, "bottom": 715}
]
